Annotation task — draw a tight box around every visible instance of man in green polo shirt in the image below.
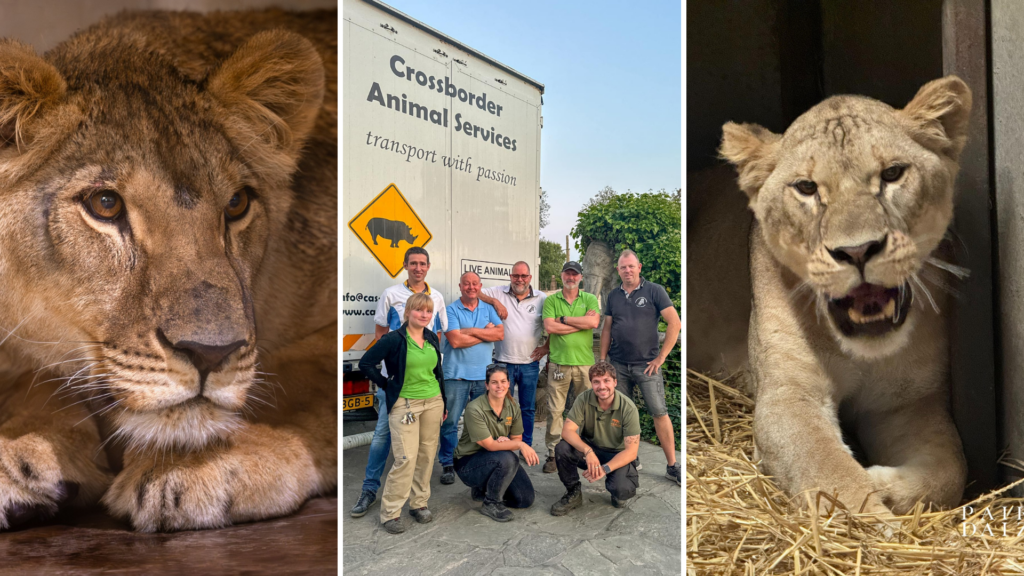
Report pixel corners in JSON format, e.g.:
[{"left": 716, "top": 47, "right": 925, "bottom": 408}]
[
  {"left": 550, "top": 361, "right": 641, "bottom": 515},
  {"left": 541, "top": 261, "right": 600, "bottom": 473}
]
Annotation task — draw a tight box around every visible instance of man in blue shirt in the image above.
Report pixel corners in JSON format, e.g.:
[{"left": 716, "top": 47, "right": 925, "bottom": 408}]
[{"left": 438, "top": 271, "right": 504, "bottom": 484}]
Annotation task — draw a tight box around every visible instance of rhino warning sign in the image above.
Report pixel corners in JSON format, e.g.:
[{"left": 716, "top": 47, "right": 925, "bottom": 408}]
[{"left": 348, "top": 183, "right": 433, "bottom": 278}]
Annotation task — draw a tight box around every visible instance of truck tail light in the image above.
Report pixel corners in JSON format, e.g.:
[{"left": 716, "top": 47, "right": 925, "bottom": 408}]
[{"left": 343, "top": 378, "right": 371, "bottom": 396}]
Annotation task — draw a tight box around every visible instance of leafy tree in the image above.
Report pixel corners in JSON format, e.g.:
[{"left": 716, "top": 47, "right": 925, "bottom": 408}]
[
  {"left": 539, "top": 188, "right": 551, "bottom": 231},
  {"left": 571, "top": 190, "right": 681, "bottom": 307},
  {"left": 581, "top": 185, "right": 617, "bottom": 211},
  {"left": 538, "top": 238, "right": 564, "bottom": 289}
]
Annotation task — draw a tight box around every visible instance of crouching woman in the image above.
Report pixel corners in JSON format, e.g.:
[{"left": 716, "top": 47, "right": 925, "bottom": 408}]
[
  {"left": 359, "top": 292, "right": 447, "bottom": 535},
  {"left": 453, "top": 364, "right": 540, "bottom": 522}
]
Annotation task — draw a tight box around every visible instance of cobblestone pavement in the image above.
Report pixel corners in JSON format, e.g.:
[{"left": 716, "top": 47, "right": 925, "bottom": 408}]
[{"left": 341, "top": 422, "right": 682, "bottom": 575}]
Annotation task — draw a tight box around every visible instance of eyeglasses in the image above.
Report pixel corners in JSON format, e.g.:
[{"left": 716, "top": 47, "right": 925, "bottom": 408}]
[
  {"left": 510, "top": 275, "right": 531, "bottom": 280},
  {"left": 487, "top": 363, "right": 508, "bottom": 369}
]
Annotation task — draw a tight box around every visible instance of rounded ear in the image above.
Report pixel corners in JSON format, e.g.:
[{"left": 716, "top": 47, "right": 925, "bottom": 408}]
[
  {"left": 0, "top": 39, "right": 66, "bottom": 150},
  {"left": 719, "top": 121, "right": 780, "bottom": 199},
  {"left": 208, "top": 30, "right": 324, "bottom": 174},
  {"left": 899, "top": 75, "right": 972, "bottom": 161}
]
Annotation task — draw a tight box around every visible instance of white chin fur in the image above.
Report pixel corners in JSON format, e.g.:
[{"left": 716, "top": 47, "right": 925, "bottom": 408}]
[
  {"left": 833, "top": 312, "right": 918, "bottom": 360},
  {"left": 114, "top": 401, "right": 241, "bottom": 452}
]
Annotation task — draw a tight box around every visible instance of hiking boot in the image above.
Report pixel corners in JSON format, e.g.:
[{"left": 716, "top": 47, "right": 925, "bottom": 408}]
[
  {"left": 382, "top": 518, "right": 405, "bottom": 534},
  {"left": 349, "top": 490, "right": 376, "bottom": 518},
  {"left": 480, "top": 501, "right": 514, "bottom": 522},
  {"left": 634, "top": 458, "right": 642, "bottom": 471},
  {"left": 471, "top": 487, "right": 485, "bottom": 502},
  {"left": 440, "top": 465, "right": 456, "bottom": 485},
  {"left": 550, "top": 483, "right": 583, "bottom": 516},
  {"left": 542, "top": 456, "right": 557, "bottom": 474},
  {"left": 611, "top": 494, "right": 632, "bottom": 508},
  {"left": 666, "top": 462, "right": 681, "bottom": 486},
  {"left": 408, "top": 507, "right": 433, "bottom": 524}
]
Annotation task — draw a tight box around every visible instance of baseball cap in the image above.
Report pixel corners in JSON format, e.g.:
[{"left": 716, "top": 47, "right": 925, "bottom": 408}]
[{"left": 561, "top": 261, "right": 583, "bottom": 274}]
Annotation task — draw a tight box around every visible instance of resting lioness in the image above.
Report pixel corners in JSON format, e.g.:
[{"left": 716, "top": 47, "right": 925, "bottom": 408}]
[
  {"left": 692, "top": 77, "right": 971, "bottom": 515},
  {"left": 0, "top": 9, "right": 336, "bottom": 531}
]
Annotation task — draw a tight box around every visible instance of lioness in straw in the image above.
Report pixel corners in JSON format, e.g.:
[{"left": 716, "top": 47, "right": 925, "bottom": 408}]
[
  {"left": 699, "top": 77, "right": 971, "bottom": 516},
  {"left": 0, "top": 10, "right": 336, "bottom": 531}
]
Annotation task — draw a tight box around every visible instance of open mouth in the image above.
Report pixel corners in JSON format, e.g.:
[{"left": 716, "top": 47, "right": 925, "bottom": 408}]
[{"left": 827, "top": 282, "right": 912, "bottom": 337}]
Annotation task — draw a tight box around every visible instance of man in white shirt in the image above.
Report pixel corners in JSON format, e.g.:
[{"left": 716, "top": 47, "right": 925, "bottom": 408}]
[{"left": 481, "top": 261, "right": 548, "bottom": 453}]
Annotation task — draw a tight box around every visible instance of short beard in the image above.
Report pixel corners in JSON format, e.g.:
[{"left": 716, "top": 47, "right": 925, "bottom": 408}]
[{"left": 511, "top": 284, "right": 529, "bottom": 295}]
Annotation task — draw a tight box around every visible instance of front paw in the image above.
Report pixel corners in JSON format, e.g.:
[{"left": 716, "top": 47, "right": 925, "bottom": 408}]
[
  {"left": 103, "top": 425, "right": 318, "bottom": 532},
  {"left": 0, "top": 434, "right": 79, "bottom": 529}
]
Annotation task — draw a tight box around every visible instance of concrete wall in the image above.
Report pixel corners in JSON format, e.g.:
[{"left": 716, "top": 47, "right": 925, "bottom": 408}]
[{"left": 993, "top": 0, "right": 1024, "bottom": 489}]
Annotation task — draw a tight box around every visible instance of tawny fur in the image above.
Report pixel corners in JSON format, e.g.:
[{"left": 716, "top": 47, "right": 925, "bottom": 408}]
[
  {"left": 0, "top": 9, "right": 336, "bottom": 532},
  {"left": 690, "top": 77, "right": 971, "bottom": 516}
]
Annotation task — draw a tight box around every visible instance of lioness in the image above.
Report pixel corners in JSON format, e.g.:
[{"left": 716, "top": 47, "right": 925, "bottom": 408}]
[
  {"left": 0, "top": 9, "right": 336, "bottom": 531},
  {"left": 693, "top": 77, "right": 971, "bottom": 515}
]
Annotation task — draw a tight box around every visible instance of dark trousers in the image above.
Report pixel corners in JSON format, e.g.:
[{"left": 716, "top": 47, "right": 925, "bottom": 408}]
[
  {"left": 453, "top": 450, "right": 535, "bottom": 508},
  {"left": 554, "top": 439, "right": 639, "bottom": 499}
]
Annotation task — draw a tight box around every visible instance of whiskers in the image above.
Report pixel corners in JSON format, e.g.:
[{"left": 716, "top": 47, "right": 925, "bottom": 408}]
[
  {"left": 242, "top": 365, "right": 284, "bottom": 419},
  {"left": 787, "top": 278, "right": 830, "bottom": 325}
]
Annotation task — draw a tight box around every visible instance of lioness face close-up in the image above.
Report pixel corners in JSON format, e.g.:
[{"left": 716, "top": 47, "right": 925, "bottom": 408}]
[
  {"left": 714, "top": 76, "right": 971, "bottom": 516},
  {"left": 722, "top": 78, "right": 969, "bottom": 359},
  {"left": 0, "top": 9, "right": 336, "bottom": 533}
]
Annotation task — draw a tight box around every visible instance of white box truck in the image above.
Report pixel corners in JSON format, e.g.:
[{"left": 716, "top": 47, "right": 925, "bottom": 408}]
[{"left": 343, "top": 0, "right": 544, "bottom": 420}]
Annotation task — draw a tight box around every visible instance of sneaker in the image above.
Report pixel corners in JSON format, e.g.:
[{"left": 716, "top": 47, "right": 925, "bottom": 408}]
[
  {"left": 550, "top": 483, "right": 583, "bottom": 516},
  {"left": 666, "top": 462, "right": 681, "bottom": 486},
  {"left": 634, "top": 458, "right": 642, "bottom": 471},
  {"left": 471, "top": 487, "right": 485, "bottom": 502},
  {"left": 611, "top": 494, "right": 632, "bottom": 508},
  {"left": 349, "top": 490, "right": 376, "bottom": 518},
  {"left": 440, "top": 465, "right": 456, "bottom": 485},
  {"left": 382, "top": 518, "right": 405, "bottom": 534},
  {"left": 480, "top": 501, "right": 514, "bottom": 522},
  {"left": 408, "top": 507, "right": 433, "bottom": 524},
  {"left": 542, "top": 456, "right": 557, "bottom": 474}
]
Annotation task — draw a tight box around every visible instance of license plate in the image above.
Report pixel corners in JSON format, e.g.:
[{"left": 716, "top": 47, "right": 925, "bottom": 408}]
[{"left": 343, "top": 393, "right": 374, "bottom": 411}]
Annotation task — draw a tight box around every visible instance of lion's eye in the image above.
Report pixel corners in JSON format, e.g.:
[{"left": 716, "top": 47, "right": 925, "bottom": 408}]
[
  {"left": 225, "top": 187, "right": 251, "bottom": 221},
  {"left": 881, "top": 165, "right": 905, "bottom": 183},
  {"left": 86, "top": 190, "right": 124, "bottom": 221},
  {"left": 793, "top": 180, "right": 818, "bottom": 196}
]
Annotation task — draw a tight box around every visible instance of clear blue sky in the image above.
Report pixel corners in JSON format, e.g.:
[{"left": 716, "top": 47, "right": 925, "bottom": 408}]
[{"left": 380, "top": 0, "right": 682, "bottom": 258}]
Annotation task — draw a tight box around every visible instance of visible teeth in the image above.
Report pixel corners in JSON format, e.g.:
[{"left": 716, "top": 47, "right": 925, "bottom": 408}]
[
  {"left": 847, "top": 298, "right": 897, "bottom": 324},
  {"left": 883, "top": 298, "right": 896, "bottom": 318}
]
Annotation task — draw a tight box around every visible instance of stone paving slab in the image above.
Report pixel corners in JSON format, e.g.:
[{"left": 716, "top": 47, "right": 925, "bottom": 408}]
[{"left": 342, "top": 422, "right": 682, "bottom": 574}]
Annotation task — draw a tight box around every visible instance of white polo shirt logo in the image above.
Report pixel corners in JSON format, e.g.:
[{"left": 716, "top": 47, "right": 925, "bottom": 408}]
[{"left": 527, "top": 304, "right": 536, "bottom": 313}]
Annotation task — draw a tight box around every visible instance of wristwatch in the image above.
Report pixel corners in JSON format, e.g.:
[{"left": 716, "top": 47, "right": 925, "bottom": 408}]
[
  {"left": 602, "top": 464, "right": 611, "bottom": 475},
  {"left": 559, "top": 315, "right": 566, "bottom": 325}
]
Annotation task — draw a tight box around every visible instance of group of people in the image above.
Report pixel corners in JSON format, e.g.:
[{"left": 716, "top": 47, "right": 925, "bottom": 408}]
[{"left": 355, "top": 246, "right": 681, "bottom": 534}]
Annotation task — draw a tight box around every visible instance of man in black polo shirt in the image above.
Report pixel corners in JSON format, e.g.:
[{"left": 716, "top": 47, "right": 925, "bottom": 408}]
[
  {"left": 550, "top": 361, "right": 641, "bottom": 515},
  {"left": 599, "top": 249, "right": 682, "bottom": 485}
]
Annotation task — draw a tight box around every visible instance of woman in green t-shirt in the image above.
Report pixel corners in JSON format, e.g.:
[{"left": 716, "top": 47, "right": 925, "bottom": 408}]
[
  {"left": 452, "top": 365, "right": 539, "bottom": 522},
  {"left": 358, "top": 292, "right": 447, "bottom": 535}
]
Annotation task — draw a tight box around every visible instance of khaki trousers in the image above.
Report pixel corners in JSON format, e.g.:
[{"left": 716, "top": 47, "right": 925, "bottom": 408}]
[
  {"left": 380, "top": 394, "right": 445, "bottom": 522},
  {"left": 545, "top": 363, "right": 592, "bottom": 456}
]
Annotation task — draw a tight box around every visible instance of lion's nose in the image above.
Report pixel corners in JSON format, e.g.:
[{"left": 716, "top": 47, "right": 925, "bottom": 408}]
[
  {"left": 158, "top": 329, "right": 246, "bottom": 374},
  {"left": 827, "top": 235, "right": 887, "bottom": 269}
]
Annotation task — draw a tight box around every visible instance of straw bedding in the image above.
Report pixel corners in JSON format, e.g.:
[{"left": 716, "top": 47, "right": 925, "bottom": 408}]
[{"left": 686, "top": 369, "right": 1024, "bottom": 575}]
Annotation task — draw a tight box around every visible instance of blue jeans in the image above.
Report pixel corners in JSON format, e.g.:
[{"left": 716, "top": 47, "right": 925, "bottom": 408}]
[
  {"left": 506, "top": 361, "right": 540, "bottom": 448},
  {"left": 438, "top": 379, "right": 486, "bottom": 467},
  {"left": 361, "top": 388, "right": 391, "bottom": 495}
]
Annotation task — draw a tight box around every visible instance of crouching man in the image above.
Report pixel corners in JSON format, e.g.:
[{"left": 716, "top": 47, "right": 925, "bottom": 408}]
[{"left": 550, "top": 361, "right": 641, "bottom": 515}]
